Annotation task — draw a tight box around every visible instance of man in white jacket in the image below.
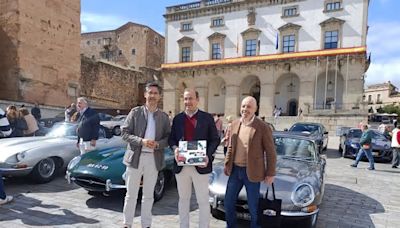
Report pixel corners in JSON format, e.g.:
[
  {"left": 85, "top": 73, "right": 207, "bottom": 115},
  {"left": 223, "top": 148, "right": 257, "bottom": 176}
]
[
  {"left": 391, "top": 125, "right": 400, "bottom": 168},
  {"left": 0, "top": 107, "right": 12, "bottom": 138}
]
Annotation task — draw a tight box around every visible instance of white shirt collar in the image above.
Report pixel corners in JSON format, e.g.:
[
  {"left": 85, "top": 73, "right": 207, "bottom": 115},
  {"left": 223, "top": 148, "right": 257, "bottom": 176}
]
[{"left": 185, "top": 109, "right": 199, "bottom": 118}]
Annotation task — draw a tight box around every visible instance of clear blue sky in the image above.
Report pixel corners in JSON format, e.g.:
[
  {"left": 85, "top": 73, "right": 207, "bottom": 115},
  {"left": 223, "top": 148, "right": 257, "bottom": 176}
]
[{"left": 81, "top": 0, "right": 400, "bottom": 87}]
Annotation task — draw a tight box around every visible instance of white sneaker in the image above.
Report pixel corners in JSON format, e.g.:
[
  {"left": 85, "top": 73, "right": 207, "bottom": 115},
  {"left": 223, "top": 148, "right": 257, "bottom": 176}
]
[{"left": 0, "top": 196, "right": 13, "bottom": 205}]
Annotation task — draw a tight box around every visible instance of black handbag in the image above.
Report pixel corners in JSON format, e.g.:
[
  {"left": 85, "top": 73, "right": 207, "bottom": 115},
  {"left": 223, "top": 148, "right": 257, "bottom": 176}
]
[{"left": 257, "top": 183, "right": 282, "bottom": 228}]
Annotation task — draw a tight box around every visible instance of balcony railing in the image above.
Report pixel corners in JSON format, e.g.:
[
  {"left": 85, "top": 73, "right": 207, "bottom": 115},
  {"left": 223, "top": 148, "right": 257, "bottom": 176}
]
[{"left": 167, "top": 0, "right": 234, "bottom": 13}]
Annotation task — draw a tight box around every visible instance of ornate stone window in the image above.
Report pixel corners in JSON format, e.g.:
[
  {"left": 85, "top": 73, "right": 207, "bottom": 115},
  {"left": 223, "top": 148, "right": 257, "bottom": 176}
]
[
  {"left": 320, "top": 17, "right": 345, "bottom": 49},
  {"left": 208, "top": 32, "right": 226, "bottom": 60},
  {"left": 241, "top": 28, "right": 261, "bottom": 56},
  {"left": 180, "top": 21, "right": 193, "bottom": 32},
  {"left": 323, "top": 0, "right": 343, "bottom": 13},
  {"left": 211, "top": 16, "right": 224, "bottom": 28},
  {"left": 278, "top": 23, "right": 301, "bottom": 53},
  {"left": 177, "top": 36, "right": 194, "bottom": 62},
  {"left": 282, "top": 5, "right": 299, "bottom": 18}
]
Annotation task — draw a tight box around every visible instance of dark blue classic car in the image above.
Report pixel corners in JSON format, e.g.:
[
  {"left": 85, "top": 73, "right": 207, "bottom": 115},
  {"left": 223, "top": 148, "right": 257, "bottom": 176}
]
[{"left": 339, "top": 128, "right": 392, "bottom": 162}]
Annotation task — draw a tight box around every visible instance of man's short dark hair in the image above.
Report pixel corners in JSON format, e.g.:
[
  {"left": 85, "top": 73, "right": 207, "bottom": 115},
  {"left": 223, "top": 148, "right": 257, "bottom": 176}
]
[
  {"left": 145, "top": 81, "right": 161, "bottom": 93},
  {"left": 183, "top": 88, "right": 199, "bottom": 99}
]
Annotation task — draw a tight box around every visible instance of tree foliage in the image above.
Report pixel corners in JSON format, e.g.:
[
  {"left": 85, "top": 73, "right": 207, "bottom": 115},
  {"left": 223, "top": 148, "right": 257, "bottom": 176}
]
[{"left": 379, "top": 104, "right": 400, "bottom": 116}]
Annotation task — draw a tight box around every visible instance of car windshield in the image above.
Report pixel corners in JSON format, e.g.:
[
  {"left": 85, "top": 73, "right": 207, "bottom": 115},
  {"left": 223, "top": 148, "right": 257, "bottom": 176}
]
[
  {"left": 46, "top": 124, "right": 77, "bottom": 137},
  {"left": 290, "top": 124, "right": 320, "bottom": 133},
  {"left": 274, "top": 136, "right": 316, "bottom": 160},
  {"left": 348, "top": 129, "right": 362, "bottom": 138},
  {"left": 372, "top": 131, "right": 387, "bottom": 140}
]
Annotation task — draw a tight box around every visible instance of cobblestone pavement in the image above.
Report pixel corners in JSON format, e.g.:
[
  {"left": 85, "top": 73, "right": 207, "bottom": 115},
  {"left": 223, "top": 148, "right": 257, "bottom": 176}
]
[{"left": 1, "top": 136, "right": 400, "bottom": 228}]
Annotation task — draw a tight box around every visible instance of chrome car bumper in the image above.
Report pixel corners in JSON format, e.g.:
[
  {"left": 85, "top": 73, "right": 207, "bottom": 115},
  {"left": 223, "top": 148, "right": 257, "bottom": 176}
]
[
  {"left": 0, "top": 164, "right": 33, "bottom": 176},
  {"left": 66, "top": 171, "right": 126, "bottom": 192},
  {"left": 209, "top": 195, "right": 319, "bottom": 218}
]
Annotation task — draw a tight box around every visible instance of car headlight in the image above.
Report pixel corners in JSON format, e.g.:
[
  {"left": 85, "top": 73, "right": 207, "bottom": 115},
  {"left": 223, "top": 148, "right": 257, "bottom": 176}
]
[
  {"left": 16, "top": 152, "right": 26, "bottom": 162},
  {"left": 67, "top": 156, "right": 81, "bottom": 170},
  {"left": 350, "top": 143, "right": 359, "bottom": 149},
  {"left": 291, "top": 183, "right": 315, "bottom": 207}
]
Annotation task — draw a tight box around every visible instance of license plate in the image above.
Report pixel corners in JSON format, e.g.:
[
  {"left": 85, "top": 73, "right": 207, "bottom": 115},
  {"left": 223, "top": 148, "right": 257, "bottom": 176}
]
[{"left": 373, "top": 152, "right": 379, "bottom": 156}]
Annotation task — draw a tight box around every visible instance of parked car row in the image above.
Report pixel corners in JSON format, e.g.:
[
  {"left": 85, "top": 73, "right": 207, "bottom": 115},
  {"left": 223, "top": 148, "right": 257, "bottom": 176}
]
[{"left": 1, "top": 120, "right": 333, "bottom": 227}]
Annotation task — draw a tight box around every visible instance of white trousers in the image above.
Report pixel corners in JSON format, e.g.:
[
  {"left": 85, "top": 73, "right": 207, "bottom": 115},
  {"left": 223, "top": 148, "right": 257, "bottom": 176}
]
[
  {"left": 79, "top": 141, "right": 96, "bottom": 155},
  {"left": 175, "top": 166, "right": 210, "bottom": 228},
  {"left": 123, "top": 153, "right": 158, "bottom": 228}
]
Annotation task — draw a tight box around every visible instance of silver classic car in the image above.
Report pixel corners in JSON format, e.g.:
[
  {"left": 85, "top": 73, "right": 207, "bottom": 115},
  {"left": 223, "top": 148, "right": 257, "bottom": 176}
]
[
  {"left": 209, "top": 132, "right": 326, "bottom": 228},
  {"left": 0, "top": 122, "right": 124, "bottom": 183}
]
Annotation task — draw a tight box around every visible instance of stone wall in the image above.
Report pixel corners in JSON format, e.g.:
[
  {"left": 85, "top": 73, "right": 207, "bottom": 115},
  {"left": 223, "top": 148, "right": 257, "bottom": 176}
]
[
  {"left": 0, "top": 0, "right": 81, "bottom": 107},
  {"left": 81, "top": 22, "right": 165, "bottom": 70},
  {"left": 80, "top": 57, "right": 161, "bottom": 110}
]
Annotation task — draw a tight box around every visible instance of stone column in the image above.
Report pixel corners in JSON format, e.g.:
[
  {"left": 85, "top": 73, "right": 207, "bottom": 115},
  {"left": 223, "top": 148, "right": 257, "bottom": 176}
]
[
  {"left": 298, "top": 81, "right": 314, "bottom": 115},
  {"left": 224, "top": 85, "right": 240, "bottom": 118},
  {"left": 259, "top": 83, "right": 275, "bottom": 117},
  {"left": 196, "top": 86, "right": 208, "bottom": 111}
]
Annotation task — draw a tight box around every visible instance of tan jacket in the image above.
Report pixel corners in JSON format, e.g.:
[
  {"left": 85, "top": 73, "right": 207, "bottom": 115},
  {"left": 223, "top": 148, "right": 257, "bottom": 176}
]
[
  {"left": 23, "top": 114, "right": 39, "bottom": 135},
  {"left": 225, "top": 117, "right": 277, "bottom": 182}
]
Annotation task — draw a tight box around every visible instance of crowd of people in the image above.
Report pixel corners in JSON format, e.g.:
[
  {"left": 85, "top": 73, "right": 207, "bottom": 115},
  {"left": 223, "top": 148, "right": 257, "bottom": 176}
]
[{"left": 0, "top": 105, "right": 41, "bottom": 138}]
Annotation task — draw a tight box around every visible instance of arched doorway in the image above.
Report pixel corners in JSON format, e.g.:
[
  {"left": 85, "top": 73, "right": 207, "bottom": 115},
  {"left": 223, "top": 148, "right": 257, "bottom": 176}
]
[
  {"left": 287, "top": 99, "right": 298, "bottom": 116},
  {"left": 240, "top": 76, "right": 261, "bottom": 116},
  {"left": 207, "top": 77, "right": 226, "bottom": 115},
  {"left": 315, "top": 70, "right": 344, "bottom": 110},
  {"left": 274, "top": 73, "right": 300, "bottom": 116}
]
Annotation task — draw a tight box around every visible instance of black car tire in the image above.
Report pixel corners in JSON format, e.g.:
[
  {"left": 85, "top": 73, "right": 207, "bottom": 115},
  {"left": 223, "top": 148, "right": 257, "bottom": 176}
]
[
  {"left": 31, "top": 157, "right": 58, "bottom": 184},
  {"left": 154, "top": 171, "right": 165, "bottom": 202},
  {"left": 211, "top": 207, "right": 225, "bottom": 220},
  {"left": 113, "top": 126, "right": 121, "bottom": 136}
]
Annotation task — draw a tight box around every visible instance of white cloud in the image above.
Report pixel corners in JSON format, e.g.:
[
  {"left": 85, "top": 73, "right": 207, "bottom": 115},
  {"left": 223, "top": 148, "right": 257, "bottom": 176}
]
[
  {"left": 366, "top": 21, "right": 400, "bottom": 86},
  {"left": 366, "top": 58, "right": 400, "bottom": 86},
  {"left": 81, "top": 12, "right": 128, "bottom": 33}
]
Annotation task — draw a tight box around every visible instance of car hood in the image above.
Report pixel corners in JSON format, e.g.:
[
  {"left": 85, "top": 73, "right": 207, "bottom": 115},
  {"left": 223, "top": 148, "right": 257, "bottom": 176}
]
[
  {"left": 210, "top": 158, "right": 322, "bottom": 207},
  {"left": 0, "top": 136, "right": 74, "bottom": 160}
]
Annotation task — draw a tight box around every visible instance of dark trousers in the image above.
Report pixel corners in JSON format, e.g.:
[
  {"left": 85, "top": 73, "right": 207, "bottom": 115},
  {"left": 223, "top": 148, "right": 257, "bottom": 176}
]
[
  {"left": 225, "top": 165, "right": 260, "bottom": 228},
  {"left": 0, "top": 172, "right": 6, "bottom": 200}
]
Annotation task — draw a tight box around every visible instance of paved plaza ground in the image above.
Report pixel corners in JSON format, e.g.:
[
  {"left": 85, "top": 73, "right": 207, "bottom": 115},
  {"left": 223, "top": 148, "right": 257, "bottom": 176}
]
[{"left": 1, "top": 136, "right": 400, "bottom": 228}]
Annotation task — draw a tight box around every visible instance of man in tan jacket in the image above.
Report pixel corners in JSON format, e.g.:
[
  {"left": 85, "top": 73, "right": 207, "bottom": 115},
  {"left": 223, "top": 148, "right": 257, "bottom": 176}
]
[{"left": 224, "top": 96, "right": 277, "bottom": 228}]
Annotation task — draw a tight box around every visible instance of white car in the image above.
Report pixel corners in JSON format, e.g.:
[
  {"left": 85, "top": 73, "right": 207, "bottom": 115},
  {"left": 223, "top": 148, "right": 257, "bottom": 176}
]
[
  {"left": 0, "top": 122, "right": 125, "bottom": 183},
  {"left": 100, "top": 115, "right": 127, "bottom": 136}
]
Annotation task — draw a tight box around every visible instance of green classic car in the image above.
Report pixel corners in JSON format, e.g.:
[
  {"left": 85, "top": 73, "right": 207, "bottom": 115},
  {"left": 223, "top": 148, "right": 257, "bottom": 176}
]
[{"left": 66, "top": 146, "right": 175, "bottom": 201}]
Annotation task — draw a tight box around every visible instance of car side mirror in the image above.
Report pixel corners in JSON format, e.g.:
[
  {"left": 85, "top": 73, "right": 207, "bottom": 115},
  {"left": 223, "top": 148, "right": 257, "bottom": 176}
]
[
  {"left": 324, "top": 131, "right": 329, "bottom": 135},
  {"left": 284, "top": 128, "right": 288, "bottom": 131}
]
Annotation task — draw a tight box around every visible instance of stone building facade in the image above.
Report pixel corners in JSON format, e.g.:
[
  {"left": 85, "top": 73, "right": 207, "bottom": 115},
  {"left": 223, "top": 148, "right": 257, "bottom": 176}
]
[
  {"left": 80, "top": 57, "right": 161, "bottom": 110},
  {"left": 0, "top": 0, "right": 81, "bottom": 107},
  {"left": 81, "top": 22, "right": 165, "bottom": 70},
  {"left": 162, "top": 0, "right": 370, "bottom": 128},
  {"left": 364, "top": 81, "right": 400, "bottom": 113}
]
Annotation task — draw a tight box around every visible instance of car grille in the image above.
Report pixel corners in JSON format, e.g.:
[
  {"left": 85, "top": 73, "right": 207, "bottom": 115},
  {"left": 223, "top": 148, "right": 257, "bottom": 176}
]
[{"left": 73, "top": 175, "right": 106, "bottom": 191}]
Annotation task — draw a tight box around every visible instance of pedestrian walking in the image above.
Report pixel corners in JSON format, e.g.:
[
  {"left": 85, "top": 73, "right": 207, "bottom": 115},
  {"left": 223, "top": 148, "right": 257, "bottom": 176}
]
[
  {"left": 76, "top": 97, "right": 100, "bottom": 155},
  {"left": 168, "top": 88, "right": 220, "bottom": 228},
  {"left": 350, "top": 124, "right": 375, "bottom": 170},
  {"left": 224, "top": 96, "right": 277, "bottom": 228},
  {"left": 391, "top": 125, "right": 400, "bottom": 169},
  {"left": 121, "top": 82, "right": 171, "bottom": 228}
]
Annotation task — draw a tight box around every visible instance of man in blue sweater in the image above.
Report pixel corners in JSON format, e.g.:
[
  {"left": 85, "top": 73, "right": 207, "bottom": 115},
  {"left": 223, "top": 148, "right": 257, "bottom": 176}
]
[{"left": 350, "top": 124, "right": 375, "bottom": 170}]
